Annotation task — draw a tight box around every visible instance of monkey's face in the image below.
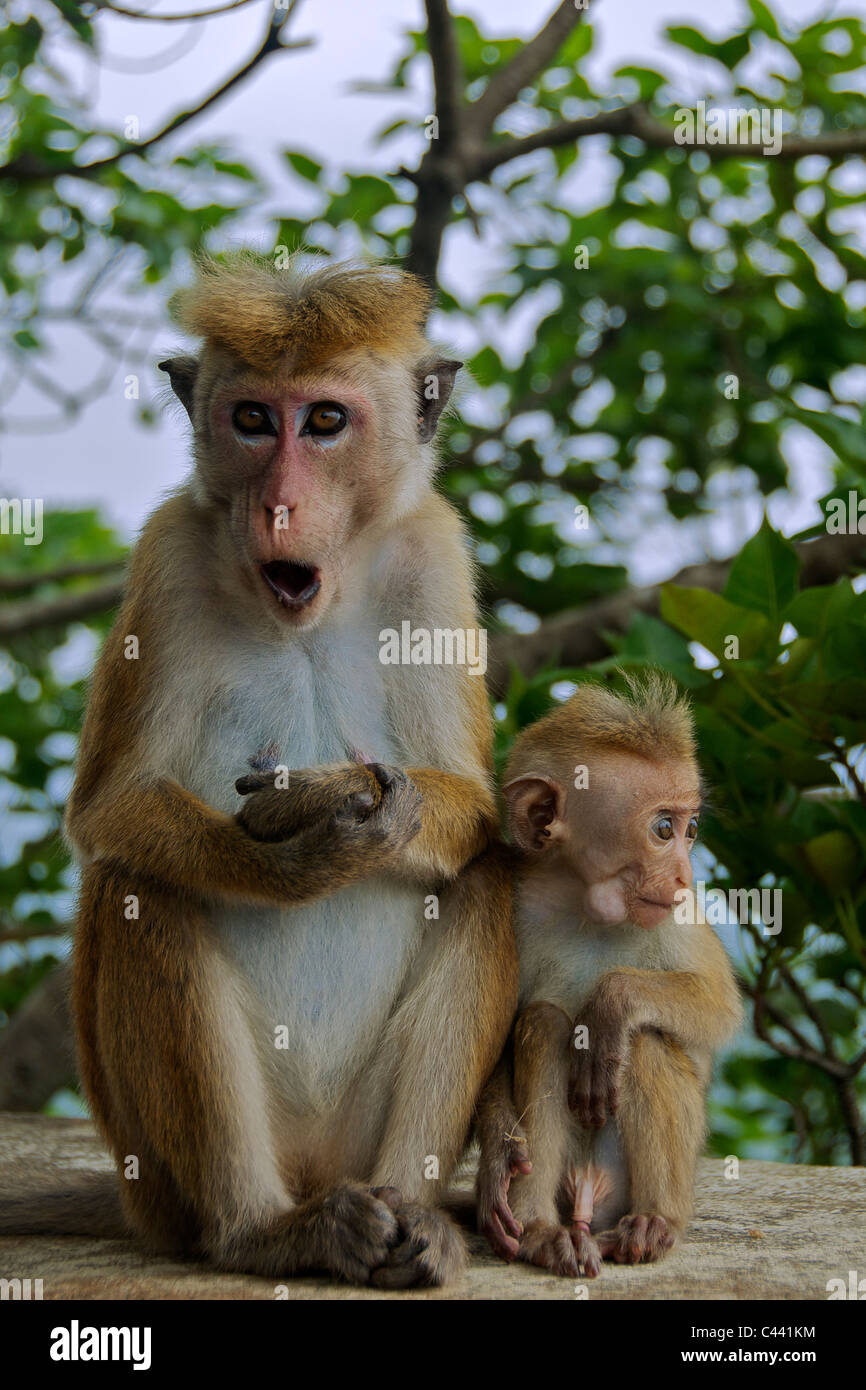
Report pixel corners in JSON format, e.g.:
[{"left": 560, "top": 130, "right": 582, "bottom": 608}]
[
  {"left": 572, "top": 753, "right": 700, "bottom": 929},
  {"left": 186, "top": 348, "right": 429, "bottom": 631},
  {"left": 506, "top": 750, "right": 701, "bottom": 930}
]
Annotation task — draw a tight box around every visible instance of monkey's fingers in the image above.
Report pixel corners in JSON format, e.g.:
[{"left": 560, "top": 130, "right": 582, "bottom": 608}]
[
  {"left": 481, "top": 1210, "right": 520, "bottom": 1262},
  {"left": 235, "top": 770, "right": 275, "bottom": 795},
  {"left": 570, "top": 1227, "right": 602, "bottom": 1279},
  {"left": 371, "top": 1185, "right": 403, "bottom": 1212},
  {"left": 495, "top": 1189, "right": 523, "bottom": 1240}
]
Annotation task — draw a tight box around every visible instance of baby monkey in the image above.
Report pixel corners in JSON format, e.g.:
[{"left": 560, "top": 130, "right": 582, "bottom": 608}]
[{"left": 476, "top": 675, "right": 740, "bottom": 1277}]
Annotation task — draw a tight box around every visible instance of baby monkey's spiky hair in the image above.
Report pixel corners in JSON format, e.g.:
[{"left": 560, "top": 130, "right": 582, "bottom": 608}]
[
  {"left": 169, "top": 252, "right": 431, "bottom": 371},
  {"left": 506, "top": 672, "right": 696, "bottom": 783}
]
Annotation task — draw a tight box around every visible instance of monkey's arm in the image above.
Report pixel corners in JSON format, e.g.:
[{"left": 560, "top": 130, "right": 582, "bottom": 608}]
[
  {"left": 400, "top": 766, "right": 498, "bottom": 879},
  {"left": 67, "top": 773, "right": 420, "bottom": 909},
  {"left": 475, "top": 1050, "right": 531, "bottom": 1261},
  {"left": 569, "top": 931, "right": 741, "bottom": 1126}
]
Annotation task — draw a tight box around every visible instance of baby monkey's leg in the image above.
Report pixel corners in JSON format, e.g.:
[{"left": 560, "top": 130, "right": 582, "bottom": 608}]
[
  {"left": 510, "top": 1002, "right": 597, "bottom": 1279},
  {"left": 597, "top": 1030, "right": 705, "bottom": 1263}
]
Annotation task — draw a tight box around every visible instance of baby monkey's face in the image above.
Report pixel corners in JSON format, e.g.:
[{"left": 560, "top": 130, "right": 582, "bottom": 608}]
[
  {"left": 571, "top": 750, "right": 700, "bottom": 929},
  {"left": 506, "top": 748, "right": 701, "bottom": 930}
]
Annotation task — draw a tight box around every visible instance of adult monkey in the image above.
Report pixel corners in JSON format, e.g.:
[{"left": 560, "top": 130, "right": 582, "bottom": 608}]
[{"left": 61, "top": 256, "right": 517, "bottom": 1287}]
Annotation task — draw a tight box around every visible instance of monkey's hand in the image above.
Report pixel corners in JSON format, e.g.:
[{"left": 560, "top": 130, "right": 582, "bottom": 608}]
[
  {"left": 476, "top": 1129, "right": 532, "bottom": 1262},
  {"left": 568, "top": 982, "right": 631, "bottom": 1129},
  {"left": 235, "top": 760, "right": 397, "bottom": 841}
]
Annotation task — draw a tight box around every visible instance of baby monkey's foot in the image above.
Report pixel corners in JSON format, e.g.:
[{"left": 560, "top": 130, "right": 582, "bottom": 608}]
[
  {"left": 570, "top": 1222, "right": 602, "bottom": 1278},
  {"left": 519, "top": 1219, "right": 583, "bottom": 1278},
  {"left": 598, "top": 1212, "right": 676, "bottom": 1264}
]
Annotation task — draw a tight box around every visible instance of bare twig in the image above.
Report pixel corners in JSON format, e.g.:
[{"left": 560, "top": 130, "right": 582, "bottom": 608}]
[
  {"left": 1, "top": 2, "right": 310, "bottom": 184},
  {"left": 473, "top": 103, "right": 866, "bottom": 178},
  {"left": 466, "top": 0, "right": 583, "bottom": 137},
  {"left": 101, "top": 0, "right": 259, "bottom": 20}
]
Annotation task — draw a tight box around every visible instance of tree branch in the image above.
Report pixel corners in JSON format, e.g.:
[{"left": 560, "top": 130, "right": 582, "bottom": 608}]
[
  {"left": 0, "top": 961, "right": 76, "bottom": 1112},
  {"left": 485, "top": 530, "right": 866, "bottom": 697},
  {"left": 1, "top": 2, "right": 310, "bottom": 184},
  {"left": 466, "top": 0, "right": 583, "bottom": 137},
  {"left": 101, "top": 0, "right": 258, "bottom": 19},
  {"left": 473, "top": 103, "right": 866, "bottom": 178},
  {"left": 424, "top": 0, "right": 464, "bottom": 152},
  {"left": 0, "top": 561, "right": 125, "bottom": 596},
  {"left": 0, "top": 581, "right": 125, "bottom": 640}
]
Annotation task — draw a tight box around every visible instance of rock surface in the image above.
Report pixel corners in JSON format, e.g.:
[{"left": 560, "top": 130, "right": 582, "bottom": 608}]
[{"left": 0, "top": 1113, "right": 862, "bottom": 1300}]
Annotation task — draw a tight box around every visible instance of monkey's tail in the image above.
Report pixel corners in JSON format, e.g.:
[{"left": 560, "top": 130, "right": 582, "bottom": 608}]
[{"left": 0, "top": 1172, "right": 128, "bottom": 1239}]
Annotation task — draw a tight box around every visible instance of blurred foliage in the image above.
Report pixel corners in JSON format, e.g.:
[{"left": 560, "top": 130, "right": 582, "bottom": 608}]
[{"left": 0, "top": 2, "right": 864, "bottom": 1161}]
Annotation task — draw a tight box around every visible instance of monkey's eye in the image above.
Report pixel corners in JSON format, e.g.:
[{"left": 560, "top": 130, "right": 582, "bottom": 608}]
[
  {"left": 233, "top": 401, "right": 276, "bottom": 436},
  {"left": 686, "top": 816, "right": 699, "bottom": 841},
  {"left": 653, "top": 816, "right": 674, "bottom": 842},
  {"left": 303, "top": 402, "right": 348, "bottom": 437}
]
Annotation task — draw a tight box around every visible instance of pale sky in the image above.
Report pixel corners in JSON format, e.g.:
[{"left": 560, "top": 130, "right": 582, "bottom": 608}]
[{"left": 0, "top": 0, "right": 850, "bottom": 577}]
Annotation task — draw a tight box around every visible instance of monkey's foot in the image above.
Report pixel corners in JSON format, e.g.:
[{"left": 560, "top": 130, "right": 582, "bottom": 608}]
[
  {"left": 306, "top": 1183, "right": 402, "bottom": 1284},
  {"left": 518, "top": 1219, "right": 584, "bottom": 1278},
  {"left": 570, "top": 1223, "right": 603, "bottom": 1278},
  {"left": 369, "top": 1200, "right": 466, "bottom": 1289},
  {"left": 597, "top": 1212, "right": 676, "bottom": 1265}
]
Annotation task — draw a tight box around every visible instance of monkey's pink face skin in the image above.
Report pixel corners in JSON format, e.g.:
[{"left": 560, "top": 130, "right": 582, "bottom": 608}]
[
  {"left": 201, "top": 351, "right": 421, "bottom": 631},
  {"left": 570, "top": 752, "right": 700, "bottom": 930},
  {"left": 212, "top": 382, "right": 375, "bottom": 628},
  {"left": 505, "top": 750, "right": 700, "bottom": 930}
]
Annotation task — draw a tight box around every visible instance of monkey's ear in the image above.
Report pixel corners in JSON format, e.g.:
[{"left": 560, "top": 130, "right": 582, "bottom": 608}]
[
  {"left": 503, "top": 775, "right": 567, "bottom": 853},
  {"left": 158, "top": 355, "right": 199, "bottom": 419},
  {"left": 417, "top": 359, "right": 462, "bottom": 441}
]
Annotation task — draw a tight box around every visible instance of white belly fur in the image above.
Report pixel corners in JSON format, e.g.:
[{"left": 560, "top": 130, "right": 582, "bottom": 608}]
[{"left": 153, "top": 616, "right": 425, "bottom": 1110}]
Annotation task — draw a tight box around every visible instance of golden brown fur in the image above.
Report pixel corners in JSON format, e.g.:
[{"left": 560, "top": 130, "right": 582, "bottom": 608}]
[
  {"left": 0, "top": 256, "right": 520, "bottom": 1289},
  {"left": 505, "top": 672, "right": 696, "bottom": 786},
  {"left": 477, "top": 679, "right": 740, "bottom": 1275},
  {"left": 170, "top": 253, "right": 431, "bottom": 372}
]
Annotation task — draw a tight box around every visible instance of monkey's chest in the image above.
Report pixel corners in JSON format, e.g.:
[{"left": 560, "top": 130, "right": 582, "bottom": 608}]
[
  {"left": 518, "top": 921, "right": 665, "bottom": 1016},
  {"left": 185, "top": 640, "right": 421, "bottom": 1101},
  {"left": 184, "top": 635, "right": 402, "bottom": 817}
]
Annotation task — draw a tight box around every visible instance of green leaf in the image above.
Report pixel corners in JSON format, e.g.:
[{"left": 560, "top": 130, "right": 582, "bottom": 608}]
[
  {"left": 746, "top": 0, "right": 781, "bottom": 38},
  {"left": 723, "top": 519, "right": 799, "bottom": 626},
  {"left": 660, "top": 584, "right": 772, "bottom": 660},
  {"left": 665, "top": 25, "right": 751, "bottom": 69},
  {"left": 284, "top": 151, "right": 324, "bottom": 184}
]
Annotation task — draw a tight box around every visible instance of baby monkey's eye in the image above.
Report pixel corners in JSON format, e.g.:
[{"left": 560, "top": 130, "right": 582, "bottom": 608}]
[
  {"left": 303, "top": 402, "right": 348, "bottom": 437},
  {"left": 653, "top": 816, "right": 674, "bottom": 841},
  {"left": 233, "top": 401, "right": 276, "bottom": 436},
  {"left": 686, "top": 816, "right": 699, "bottom": 841}
]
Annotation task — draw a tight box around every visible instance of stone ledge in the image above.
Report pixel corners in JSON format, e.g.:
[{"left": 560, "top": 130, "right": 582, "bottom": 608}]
[{"left": 1, "top": 1114, "right": 863, "bottom": 1300}]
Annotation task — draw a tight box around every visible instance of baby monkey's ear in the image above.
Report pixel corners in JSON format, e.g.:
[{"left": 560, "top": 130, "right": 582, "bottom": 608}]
[{"left": 503, "top": 775, "right": 568, "bottom": 853}]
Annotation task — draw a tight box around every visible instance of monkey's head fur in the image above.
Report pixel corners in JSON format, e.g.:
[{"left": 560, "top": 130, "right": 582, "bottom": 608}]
[
  {"left": 504, "top": 674, "right": 703, "bottom": 931},
  {"left": 505, "top": 673, "right": 696, "bottom": 782},
  {"left": 168, "top": 253, "right": 432, "bottom": 374},
  {"left": 158, "top": 253, "right": 463, "bottom": 634}
]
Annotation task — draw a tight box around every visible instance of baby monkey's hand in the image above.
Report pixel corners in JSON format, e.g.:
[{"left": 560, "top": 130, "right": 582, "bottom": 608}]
[{"left": 568, "top": 977, "right": 633, "bottom": 1129}]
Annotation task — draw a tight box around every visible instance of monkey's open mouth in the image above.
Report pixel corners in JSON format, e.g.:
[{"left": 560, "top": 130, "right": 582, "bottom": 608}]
[{"left": 260, "top": 561, "right": 321, "bottom": 608}]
